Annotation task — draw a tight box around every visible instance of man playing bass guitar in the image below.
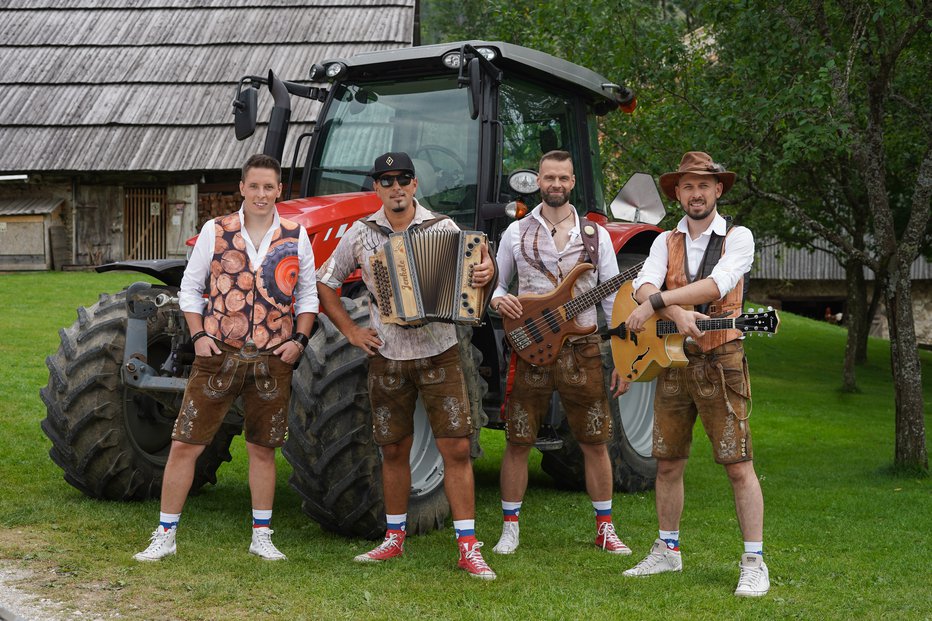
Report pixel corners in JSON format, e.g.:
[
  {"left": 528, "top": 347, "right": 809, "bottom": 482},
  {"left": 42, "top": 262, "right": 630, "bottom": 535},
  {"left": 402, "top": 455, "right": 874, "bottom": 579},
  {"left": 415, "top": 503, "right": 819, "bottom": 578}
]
[
  {"left": 621, "top": 151, "right": 769, "bottom": 597},
  {"left": 489, "top": 150, "right": 630, "bottom": 557}
]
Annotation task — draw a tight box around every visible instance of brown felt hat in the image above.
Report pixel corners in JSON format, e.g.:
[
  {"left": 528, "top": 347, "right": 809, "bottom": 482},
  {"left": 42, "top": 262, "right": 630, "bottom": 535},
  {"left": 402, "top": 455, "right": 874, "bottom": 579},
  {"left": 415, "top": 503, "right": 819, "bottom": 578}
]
[{"left": 659, "top": 151, "right": 736, "bottom": 201}]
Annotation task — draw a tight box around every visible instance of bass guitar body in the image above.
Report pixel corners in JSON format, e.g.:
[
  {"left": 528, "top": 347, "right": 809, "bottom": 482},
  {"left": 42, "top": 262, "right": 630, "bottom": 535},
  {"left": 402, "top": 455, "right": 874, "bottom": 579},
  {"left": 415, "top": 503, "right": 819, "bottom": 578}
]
[{"left": 503, "top": 263, "right": 597, "bottom": 366}]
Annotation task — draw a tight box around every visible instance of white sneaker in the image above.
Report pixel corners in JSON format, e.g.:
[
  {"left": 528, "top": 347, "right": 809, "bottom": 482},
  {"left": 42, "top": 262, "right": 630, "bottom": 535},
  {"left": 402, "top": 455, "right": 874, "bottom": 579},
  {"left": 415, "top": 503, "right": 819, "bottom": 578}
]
[
  {"left": 492, "top": 522, "right": 519, "bottom": 555},
  {"left": 133, "top": 526, "right": 177, "bottom": 562},
  {"left": 734, "top": 553, "right": 770, "bottom": 597},
  {"left": 622, "top": 538, "right": 682, "bottom": 576},
  {"left": 249, "top": 527, "right": 287, "bottom": 561}
]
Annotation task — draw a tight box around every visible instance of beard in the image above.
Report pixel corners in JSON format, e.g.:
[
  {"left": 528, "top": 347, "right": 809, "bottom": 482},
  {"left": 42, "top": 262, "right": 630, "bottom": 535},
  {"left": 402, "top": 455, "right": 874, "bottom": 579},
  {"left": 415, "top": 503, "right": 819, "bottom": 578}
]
[
  {"left": 684, "top": 200, "right": 715, "bottom": 221},
  {"left": 542, "top": 189, "right": 569, "bottom": 208}
]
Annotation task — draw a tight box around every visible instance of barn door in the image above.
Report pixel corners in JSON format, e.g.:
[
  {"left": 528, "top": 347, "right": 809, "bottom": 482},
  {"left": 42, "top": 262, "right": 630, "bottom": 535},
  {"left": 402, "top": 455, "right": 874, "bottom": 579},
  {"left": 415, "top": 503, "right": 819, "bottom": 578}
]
[{"left": 124, "top": 187, "right": 167, "bottom": 260}]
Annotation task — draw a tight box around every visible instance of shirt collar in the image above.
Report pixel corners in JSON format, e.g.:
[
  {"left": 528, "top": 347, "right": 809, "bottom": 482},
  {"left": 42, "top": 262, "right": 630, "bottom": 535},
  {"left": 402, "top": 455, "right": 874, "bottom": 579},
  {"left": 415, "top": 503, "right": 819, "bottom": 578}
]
[
  {"left": 237, "top": 202, "right": 281, "bottom": 230},
  {"left": 675, "top": 212, "right": 727, "bottom": 237},
  {"left": 531, "top": 202, "right": 581, "bottom": 236},
  {"left": 369, "top": 198, "right": 431, "bottom": 230}
]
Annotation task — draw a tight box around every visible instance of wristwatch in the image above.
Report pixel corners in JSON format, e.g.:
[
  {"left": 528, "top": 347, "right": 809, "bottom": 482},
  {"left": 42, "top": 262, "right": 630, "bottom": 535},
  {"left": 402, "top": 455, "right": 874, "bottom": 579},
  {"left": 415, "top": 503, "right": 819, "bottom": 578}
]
[{"left": 292, "top": 332, "right": 310, "bottom": 349}]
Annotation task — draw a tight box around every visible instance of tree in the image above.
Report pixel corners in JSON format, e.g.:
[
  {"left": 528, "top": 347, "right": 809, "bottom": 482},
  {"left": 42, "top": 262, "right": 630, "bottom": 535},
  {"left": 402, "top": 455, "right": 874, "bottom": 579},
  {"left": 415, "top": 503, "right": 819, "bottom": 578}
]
[{"left": 420, "top": 0, "right": 930, "bottom": 472}]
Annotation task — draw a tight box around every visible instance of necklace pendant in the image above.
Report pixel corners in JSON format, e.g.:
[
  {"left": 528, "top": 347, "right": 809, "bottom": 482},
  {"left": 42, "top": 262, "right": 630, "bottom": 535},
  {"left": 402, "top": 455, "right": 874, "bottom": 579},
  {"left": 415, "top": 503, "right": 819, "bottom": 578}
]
[{"left": 550, "top": 227, "right": 557, "bottom": 236}]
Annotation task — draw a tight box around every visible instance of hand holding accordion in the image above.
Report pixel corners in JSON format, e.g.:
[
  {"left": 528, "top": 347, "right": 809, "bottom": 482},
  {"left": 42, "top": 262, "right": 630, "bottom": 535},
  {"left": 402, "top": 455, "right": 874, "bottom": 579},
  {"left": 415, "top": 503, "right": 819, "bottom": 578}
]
[{"left": 370, "top": 228, "right": 495, "bottom": 326}]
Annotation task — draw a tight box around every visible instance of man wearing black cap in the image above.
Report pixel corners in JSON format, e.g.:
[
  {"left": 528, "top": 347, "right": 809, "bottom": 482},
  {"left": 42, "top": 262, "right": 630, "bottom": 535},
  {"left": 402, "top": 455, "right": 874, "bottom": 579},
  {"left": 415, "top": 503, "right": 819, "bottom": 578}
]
[
  {"left": 621, "top": 152, "right": 768, "bottom": 597},
  {"left": 315, "top": 151, "right": 499, "bottom": 580}
]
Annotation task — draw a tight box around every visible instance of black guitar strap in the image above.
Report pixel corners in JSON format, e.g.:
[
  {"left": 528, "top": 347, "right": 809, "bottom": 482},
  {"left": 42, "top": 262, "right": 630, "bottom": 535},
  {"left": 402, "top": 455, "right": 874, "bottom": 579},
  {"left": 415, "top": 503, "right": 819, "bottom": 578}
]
[{"left": 692, "top": 215, "right": 749, "bottom": 314}]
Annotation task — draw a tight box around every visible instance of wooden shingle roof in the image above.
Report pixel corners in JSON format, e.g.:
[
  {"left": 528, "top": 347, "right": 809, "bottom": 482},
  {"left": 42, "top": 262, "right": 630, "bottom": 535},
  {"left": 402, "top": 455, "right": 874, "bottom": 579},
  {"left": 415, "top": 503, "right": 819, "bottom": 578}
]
[{"left": 0, "top": 0, "right": 415, "bottom": 173}]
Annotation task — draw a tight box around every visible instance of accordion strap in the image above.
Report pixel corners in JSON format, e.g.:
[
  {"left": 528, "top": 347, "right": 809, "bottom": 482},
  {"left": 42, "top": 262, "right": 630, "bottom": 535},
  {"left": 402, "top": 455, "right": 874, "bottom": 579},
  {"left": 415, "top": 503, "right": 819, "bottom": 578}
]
[{"left": 360, "top": 212, "right": 452, "bottom": 238}]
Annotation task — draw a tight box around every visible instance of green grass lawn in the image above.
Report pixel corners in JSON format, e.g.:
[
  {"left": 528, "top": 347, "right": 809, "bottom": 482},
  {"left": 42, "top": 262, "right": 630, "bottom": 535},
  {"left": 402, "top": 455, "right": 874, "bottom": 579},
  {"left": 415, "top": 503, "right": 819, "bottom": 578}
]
[{"left": 0, "top": 271, "right": 930, "bottom": 620}]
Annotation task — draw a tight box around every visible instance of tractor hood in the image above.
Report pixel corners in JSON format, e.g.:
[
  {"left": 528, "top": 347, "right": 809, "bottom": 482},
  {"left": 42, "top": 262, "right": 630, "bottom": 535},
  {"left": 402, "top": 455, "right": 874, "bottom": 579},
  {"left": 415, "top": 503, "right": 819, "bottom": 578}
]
[{"left": 275, "top": 191, "right": 381, "bottom": 261}]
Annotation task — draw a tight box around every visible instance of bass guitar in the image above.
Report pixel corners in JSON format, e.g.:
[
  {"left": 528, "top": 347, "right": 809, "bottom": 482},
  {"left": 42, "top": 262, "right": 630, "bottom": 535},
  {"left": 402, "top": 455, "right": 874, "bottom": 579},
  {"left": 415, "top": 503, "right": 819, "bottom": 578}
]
[
  {"left": 607, "top": 281, "right": 780, "bottom": 382},
  {"left": 503, "top": 261, "right": 643, "bottom": 366}
]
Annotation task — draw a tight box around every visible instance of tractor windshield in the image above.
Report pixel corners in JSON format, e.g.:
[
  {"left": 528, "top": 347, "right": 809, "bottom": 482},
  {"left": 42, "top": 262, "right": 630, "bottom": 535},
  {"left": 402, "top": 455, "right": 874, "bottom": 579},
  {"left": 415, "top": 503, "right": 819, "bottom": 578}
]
[{"left": 306, "top": 76, "right": 480, "bottom": 226}]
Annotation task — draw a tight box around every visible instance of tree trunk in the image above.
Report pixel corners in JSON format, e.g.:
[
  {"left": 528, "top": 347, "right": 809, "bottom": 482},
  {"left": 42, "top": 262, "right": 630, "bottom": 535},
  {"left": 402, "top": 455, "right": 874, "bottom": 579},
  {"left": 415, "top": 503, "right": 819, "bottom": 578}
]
[
  {"left": 841, "top": 259, "right": 865, "bottom": 392},
  {"left": 862, "top": 278, "right": 883, "bottom": 364},
  {"left": 886, "top": 266, "right": 928, "bottom": 473}
]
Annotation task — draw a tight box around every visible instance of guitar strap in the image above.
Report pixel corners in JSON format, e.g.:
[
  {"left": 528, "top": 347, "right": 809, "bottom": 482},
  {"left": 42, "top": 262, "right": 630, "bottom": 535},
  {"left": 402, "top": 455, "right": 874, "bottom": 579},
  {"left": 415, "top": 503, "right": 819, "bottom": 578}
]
[
  {"left": 579, "top": 218, "right": 601, "bottom": 267},
  {"left": 693, "top": 215, "right": 749, "bottom": 314}
]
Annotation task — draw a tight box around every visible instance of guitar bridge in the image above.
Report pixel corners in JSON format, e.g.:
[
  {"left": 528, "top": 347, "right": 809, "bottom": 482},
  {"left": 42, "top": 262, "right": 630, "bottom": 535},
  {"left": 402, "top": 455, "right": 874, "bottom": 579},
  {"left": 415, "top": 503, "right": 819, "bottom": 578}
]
[{"left": 508, "top": 327, "right": 532, "bottom": 351}]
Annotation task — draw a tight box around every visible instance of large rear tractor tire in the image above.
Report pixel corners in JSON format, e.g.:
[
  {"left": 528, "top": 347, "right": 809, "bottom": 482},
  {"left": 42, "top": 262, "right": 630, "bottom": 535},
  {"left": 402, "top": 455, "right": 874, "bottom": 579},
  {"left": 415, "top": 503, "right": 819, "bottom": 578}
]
[
  {"left": 40, "top": 288, "right": 238, "bottom": 500},
  {"left": 284, "top": 296, "right": 486, "bottom": 539}
]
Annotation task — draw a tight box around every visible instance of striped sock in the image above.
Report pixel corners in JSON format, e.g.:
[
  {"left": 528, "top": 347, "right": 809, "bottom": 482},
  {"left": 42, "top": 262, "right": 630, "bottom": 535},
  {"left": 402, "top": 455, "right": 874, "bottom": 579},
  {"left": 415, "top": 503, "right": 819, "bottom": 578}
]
[
  {"left": 659, "top": 529, "right": 680, "bottom": 551},
  {"left": 744, "top": 541, "right": 763, "bottom": 556},
  {"left": 592, "top": 499, "right": 612, "bottom": 525},
  {"left": 454, "top": 519, "right": 476, "bottom": 542},
  {"left": 158, "top": 512, "right": 180, "bottom": 532},
  {"left": 252, "top": 509, "right": 272, "bottom": 529},
  {"left": 502, "top": 500, "right": 522, "bottom": 522},
  {"left": 386, "top": 513, "right": 407, "bottom": 533}
]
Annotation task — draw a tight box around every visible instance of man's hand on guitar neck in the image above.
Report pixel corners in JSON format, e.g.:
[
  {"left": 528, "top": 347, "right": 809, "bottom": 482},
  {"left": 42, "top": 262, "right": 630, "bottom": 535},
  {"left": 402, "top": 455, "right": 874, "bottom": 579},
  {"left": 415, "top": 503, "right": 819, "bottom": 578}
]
[
  {"left": 490, "top": 294, "right": 522, "bottom": 320},
  {"left": 627, "top": 284, "right": 712, "bottom": 340}
]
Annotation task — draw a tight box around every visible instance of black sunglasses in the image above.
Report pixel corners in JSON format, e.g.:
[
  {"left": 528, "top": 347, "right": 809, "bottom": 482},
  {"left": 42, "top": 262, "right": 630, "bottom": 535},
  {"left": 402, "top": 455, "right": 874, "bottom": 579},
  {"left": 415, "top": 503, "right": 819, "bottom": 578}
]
[{"left": 376, "top": 174, "right": 414, "bottom": 188}]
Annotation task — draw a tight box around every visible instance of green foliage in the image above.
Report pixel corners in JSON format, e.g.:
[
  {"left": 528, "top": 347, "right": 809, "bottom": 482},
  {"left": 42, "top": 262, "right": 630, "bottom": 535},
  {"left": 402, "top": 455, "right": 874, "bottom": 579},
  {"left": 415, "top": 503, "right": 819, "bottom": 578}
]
[{"left": 1, "top": 271, "right": 931, "bottom": 619}]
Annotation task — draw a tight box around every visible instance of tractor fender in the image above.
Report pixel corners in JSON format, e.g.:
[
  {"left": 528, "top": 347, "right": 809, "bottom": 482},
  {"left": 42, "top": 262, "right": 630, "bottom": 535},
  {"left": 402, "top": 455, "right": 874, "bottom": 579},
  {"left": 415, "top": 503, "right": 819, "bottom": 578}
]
[{"left": 96, "top": 259, "right": 188, "bottom": 288}]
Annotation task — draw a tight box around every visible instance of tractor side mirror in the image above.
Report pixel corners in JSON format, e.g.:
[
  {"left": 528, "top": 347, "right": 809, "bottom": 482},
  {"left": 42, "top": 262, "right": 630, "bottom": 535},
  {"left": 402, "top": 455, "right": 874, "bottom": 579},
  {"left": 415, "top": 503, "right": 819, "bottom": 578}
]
[
  {"left": 609, "top": 173, "right": 665, "bottom": 225},
  {"left": 232, "top": 83, "right": 258, "bottom": 141}
]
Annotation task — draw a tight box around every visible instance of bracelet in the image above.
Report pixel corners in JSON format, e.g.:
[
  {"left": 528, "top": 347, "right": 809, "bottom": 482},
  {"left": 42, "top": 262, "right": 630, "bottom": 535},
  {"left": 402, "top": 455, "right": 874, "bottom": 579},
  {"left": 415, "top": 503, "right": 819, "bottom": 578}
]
[
  {"left": 649, "top": 292, "right": 666, "bottom": 311},
  {"left": 292, "top": 332, "right": 310, "bottom": 349},
  {"left": 191, "top": 331, "right": 208, "bottom": 343}
]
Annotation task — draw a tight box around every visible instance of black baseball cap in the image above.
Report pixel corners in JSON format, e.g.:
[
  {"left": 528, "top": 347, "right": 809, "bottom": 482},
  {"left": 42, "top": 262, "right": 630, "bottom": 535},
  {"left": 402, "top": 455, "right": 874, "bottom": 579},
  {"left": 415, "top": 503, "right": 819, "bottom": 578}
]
[{"left": 369, "top": 151, "right": 416, "bottom": 179}]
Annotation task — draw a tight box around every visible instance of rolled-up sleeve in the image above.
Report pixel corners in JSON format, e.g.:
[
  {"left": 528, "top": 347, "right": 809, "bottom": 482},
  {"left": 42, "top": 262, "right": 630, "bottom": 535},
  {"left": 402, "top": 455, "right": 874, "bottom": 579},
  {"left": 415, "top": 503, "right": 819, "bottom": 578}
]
[
  {"left": 293, "top": 226, "right": 319, "bottom": 314},
  {"left": 492, "top": 223, "right": 518, "bottom": 299},
  {"left": 316, "top": 222, "right": 361, "bottom": 290},
  {"left": 710, "top": 226, "right": 754, "bottom": 298},
  {"left": 178, "top": 219, "right": 216, "bottom": 314},
  {"left": 631, "top": 231, "right": 671, "bottom": 293},
  {"left": 597, "top": 226, "right": 621, "bottom": 317}
]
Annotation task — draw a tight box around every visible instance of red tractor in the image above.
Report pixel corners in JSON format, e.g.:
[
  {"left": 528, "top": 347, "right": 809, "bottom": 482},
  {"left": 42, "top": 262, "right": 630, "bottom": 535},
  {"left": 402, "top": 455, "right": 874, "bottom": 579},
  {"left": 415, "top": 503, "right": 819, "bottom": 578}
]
[{"left": 41, "top": 41, "right": 664, "bottom": 538}]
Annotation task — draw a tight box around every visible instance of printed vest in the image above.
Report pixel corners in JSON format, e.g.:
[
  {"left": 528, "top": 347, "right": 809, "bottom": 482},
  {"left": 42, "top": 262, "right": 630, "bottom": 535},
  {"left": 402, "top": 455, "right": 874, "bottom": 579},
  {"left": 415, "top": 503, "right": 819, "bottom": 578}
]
[
  {"left": 517, "top": 215, "right": 599, "bottom": 329},
  {"left": 665, "top": 229, "right": 743, "bottom": 352},
  {"left": 203, "top": 213, "right": 300, "bottom": 350}
]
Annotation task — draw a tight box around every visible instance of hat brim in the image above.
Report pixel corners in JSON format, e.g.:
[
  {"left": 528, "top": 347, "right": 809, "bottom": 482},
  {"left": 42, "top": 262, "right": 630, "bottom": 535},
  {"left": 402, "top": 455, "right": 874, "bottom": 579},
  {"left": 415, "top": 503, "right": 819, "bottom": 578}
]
[
  {"left": 370, "top": 168, "right": 415, "bottom": 180},
  {"left": 659, "top": 171, "right": 736, "bottom": 201}
]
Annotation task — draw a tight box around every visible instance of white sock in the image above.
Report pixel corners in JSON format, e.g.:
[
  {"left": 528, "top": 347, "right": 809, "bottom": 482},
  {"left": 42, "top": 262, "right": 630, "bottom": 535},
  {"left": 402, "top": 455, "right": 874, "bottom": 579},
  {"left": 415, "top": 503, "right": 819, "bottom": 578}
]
[
  {"left": 158, "top": 512, "right": 180, "bottom": 530},
  {"left": 744, "top": 541, "right": 763, "bottom": 556}
]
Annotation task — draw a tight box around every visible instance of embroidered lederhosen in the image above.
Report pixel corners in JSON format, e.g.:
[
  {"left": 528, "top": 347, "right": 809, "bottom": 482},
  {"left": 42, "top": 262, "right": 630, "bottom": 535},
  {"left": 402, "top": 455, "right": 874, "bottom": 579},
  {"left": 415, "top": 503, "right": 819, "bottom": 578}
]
[
  {"left": 203, "top": 214, "right": 300, "bottom": 351},
  {"left": 665, "top": 229, "right": 743, "bottom": 352}
]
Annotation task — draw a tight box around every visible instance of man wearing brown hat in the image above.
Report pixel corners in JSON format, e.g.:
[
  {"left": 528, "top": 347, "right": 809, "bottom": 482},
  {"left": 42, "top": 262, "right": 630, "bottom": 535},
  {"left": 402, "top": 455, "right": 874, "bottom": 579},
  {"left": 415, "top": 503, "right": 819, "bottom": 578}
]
[
  {"left": 621, "top": 152, "right": 769, "bottom": 597},
  {"left": 315, "top": 151, "right": 499, "bottom": 579}
]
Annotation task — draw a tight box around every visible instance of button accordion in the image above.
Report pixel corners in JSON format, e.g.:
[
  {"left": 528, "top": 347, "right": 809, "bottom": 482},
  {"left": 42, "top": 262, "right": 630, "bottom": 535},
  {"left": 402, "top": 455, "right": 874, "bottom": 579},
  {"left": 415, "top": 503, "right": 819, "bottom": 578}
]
[{"left": 369, "top": 228, "right": 494, "bottom": 326}]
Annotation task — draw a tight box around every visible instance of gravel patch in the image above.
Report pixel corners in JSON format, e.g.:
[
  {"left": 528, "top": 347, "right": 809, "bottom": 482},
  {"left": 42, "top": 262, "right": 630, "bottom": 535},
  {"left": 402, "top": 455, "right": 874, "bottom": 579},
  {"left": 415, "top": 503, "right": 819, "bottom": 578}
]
[{"left": 0, "top": 563, "right": 114, "bottom": 621}]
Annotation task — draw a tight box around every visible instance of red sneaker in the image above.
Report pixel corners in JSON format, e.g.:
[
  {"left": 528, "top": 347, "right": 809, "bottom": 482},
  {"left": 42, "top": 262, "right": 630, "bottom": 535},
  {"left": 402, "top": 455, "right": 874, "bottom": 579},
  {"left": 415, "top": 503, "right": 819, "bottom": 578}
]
[
  {"left": 595, "top": 522, "right": 632, "bottom": 555},
  {"left": 354, "top": 530, "right": 405, "bottom": 563},
  {"left": 457, "top": 540, "right": 497, "bottom": 580}
]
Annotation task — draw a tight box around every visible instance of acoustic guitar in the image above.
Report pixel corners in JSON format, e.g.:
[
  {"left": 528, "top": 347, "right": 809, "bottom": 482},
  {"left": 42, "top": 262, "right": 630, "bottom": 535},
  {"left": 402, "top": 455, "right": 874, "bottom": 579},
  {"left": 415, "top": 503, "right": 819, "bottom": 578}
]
[
  {"left": 503, "top": 261, "right": 643, "bottom": 365},
  {"left": 607, "top": 281, "right": 780, "bottom": 382}
]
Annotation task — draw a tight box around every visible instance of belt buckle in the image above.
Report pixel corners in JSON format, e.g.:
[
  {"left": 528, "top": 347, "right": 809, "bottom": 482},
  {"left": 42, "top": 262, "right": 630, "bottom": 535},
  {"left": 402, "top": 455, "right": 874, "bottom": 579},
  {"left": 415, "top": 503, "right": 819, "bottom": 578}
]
[{"left": 239, "top": 339, "right": 259, "bottom": 360}]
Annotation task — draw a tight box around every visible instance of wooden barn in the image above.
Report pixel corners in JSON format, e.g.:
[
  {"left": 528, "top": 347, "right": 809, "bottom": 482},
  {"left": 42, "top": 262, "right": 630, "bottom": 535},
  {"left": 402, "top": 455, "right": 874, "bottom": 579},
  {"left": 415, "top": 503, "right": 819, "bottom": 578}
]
[{"left": 0, "top": 0, "right": 416, "bottom": 268}]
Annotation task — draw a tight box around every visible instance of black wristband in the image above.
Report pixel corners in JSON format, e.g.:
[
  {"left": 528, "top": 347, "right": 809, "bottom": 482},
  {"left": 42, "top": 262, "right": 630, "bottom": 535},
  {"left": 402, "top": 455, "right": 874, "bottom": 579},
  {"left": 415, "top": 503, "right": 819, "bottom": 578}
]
[
  {"left": 649, "top": 292, "right": 666, "bottom": 311},
  {"left": 191, "top": 331, "right": 208, "bottom": 343},
  {"left": 292, "top": 332, "right": 310, "bottom": 348}
]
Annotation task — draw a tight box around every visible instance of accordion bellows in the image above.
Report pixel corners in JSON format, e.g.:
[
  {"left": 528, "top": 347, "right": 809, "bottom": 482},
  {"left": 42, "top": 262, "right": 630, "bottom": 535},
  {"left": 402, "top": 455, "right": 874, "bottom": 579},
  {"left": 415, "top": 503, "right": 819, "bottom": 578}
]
[{"left": 370, "top": 228, "right": 493, "bottom": 326}]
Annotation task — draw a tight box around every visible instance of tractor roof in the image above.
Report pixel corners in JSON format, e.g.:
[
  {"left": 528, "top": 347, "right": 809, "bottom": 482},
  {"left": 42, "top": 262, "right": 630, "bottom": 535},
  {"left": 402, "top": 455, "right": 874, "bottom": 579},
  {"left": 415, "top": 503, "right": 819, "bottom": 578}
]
[{"left": 321, "top": 40, "right": 630, "bottom": 114}]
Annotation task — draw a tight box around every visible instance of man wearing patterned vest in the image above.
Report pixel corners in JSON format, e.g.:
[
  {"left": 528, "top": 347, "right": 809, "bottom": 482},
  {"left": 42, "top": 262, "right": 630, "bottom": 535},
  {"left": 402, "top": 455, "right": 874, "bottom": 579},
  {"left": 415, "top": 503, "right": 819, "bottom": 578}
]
[
  {"left": 622, "top": 152, "right": 768, "bottom": 597},
  {"left": 134, "top": 154, "right": 318, "bottom": 562},
  {"left": 489, "top": 150, "right": 631, "bottom": 558}
]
